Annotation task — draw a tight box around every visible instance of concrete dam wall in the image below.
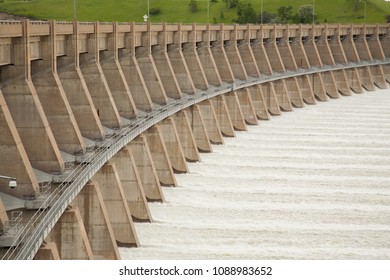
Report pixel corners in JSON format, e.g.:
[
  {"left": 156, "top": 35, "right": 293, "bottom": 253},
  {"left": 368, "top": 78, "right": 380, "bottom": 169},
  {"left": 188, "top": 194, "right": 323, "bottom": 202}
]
[{"left": 0, "top": 20, "right": 389, "bottom": 259}]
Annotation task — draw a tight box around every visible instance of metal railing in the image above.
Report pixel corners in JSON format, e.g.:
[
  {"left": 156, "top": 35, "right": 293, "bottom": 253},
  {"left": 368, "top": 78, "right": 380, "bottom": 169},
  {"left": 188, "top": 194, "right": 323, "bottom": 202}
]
[
  {"left": 0, "top": 211, "right": 24, "bottom": 248},
  {"left": 1, "top": 59, "right": 389, "bottom": 260}
]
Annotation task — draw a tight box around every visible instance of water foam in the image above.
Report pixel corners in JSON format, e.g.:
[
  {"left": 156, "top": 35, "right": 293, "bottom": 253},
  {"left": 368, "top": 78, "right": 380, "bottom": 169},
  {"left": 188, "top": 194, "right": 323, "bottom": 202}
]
[{"left": 120, "top": 89, "right": 390, "bottom": 260}]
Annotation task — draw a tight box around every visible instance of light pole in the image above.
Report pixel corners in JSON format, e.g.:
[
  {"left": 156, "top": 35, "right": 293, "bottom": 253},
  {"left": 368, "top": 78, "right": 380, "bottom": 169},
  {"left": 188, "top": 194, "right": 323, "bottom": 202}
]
[
  {"left": 361, "top": 0, "right": 367, "bottom": 22},
  {"left": 312, "top": 0, "right": 315, "bottom": 23},
  {"left": 74, "top": 0, "right": 76, "bottom": 20},
  {"left": 208, "top": 0, "right": 210, "bottom": 23},
  {"left": 143, "top": 0, "right": 150, "bottom": 22},
  {"left": 261, "top": 0, "right": 263, "bottom": 24}
]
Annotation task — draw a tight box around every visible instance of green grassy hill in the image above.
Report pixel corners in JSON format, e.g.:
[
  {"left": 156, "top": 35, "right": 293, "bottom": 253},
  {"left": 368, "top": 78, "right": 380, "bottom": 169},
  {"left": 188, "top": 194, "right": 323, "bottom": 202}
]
[{"left": 0, "top": 0, "right": 389, "bottom": 24}]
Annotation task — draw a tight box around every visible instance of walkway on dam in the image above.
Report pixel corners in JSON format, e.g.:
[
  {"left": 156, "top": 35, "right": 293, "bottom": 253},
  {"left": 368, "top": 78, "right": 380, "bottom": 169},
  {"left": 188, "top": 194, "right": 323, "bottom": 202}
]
[{"left": 121, "top": 89, "right": 390, "bottom": 260}]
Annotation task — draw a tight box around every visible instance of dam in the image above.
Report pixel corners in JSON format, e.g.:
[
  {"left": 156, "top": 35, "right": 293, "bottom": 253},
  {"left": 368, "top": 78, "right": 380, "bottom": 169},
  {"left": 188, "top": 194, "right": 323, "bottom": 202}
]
[{"left": 0, "top": 20, "right": 389, "bottom": 260}]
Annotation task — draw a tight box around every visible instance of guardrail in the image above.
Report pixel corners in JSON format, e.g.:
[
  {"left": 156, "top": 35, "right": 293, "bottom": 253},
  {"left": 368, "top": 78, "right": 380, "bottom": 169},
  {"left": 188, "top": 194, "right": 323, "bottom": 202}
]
[{"left": 1, "top": 59, "right": 389, "bottom": 260}]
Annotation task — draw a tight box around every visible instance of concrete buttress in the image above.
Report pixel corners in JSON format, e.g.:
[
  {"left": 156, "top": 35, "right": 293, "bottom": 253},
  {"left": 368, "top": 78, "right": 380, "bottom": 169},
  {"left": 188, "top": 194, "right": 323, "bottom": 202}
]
[
  {"left": 57, "top": 23, "right": 105, "bottom": 141},
  {"left": 172, "top": 111, "right": 201, "bottom": 162},
  {"left": 100, "top": 22, "right": 137, "bottom": 120},
  {"left": 224, "top": 91, "right": 247, "bottom": 131},
  {"left": 118, "top": 23, "right": 153, "bottom": 112},
  {"left": 32, "top": 21, "right": 86, "bottom": 155},
  {"left": 144, "top": 126, "right": 177, "bottom": 186},
  {"left": 224, "top": 25, "right": 248, "bottom": 81},
  {"left": 128, "top": 136, "right": 164, "bottom": 202},
  {"left": 196, "top": 25, "right": 222, "bottom": 87},
  {"left": 260, "top": 83, "right": 281, "bottom": 116},
  {"left": 310, "top": 73, "right": 328, "bottom": 101},
  {"left": 152, "top": 23, "right": 182, "bottom": 100},
  {"left": 79, "top": 22, "right": 122, "bottom": 128},
  {"left": 210, "top": 24, "right": 235, "bottom": 83},
  {"left": 71, "top": 181, "right": 120, "bottom": 259},
  {"left": 210, "top": 95, "right": 236, "bottom": 137},
  {"left": 238, "top": 25, "right": 260, "bottom": 78},
  {"left": 277, "top": 25, "right": 298, "bottom": 71},
  {"left": 112, "top": 148, "right": 152, "bottom": 222},
  {"left": 159, "top": 118, "right": 189, "bottom": 174},
  {"left": 183, "top": 24, "right": 209, "bottom": 90},
  {"left": 251, "top": 27, "right": 273, "bottom": 75},
  {"left": 284, "top": 78, "right": 304, "bottom": 108},
  {"left": 334, "top": 70, "right": 352, "bottom": 96},
  {"left": 321, "top": 71, "right": 340, "bottom": 99},
  {"left": 247, "top": 85, "right": 270, "bottom": 120},
  {"left": 185, "top": 105, "right": 212, "bottom": 153},
  {"left": 295, "top": 75, "right": 317, "bottom": 105},
  {"left": 264, "top": 27, "right": 285, "bottom": 73},
  {"left": 46, "top": 208, "right": 94, "bottom": 260},
  {"left": 0, "top": 20, "right": 64, "bottom": 173},
  {"left": 198, "top": 100, "right": 225, "bottom": 144},
  {"left": 92, "top": 163, "right": 139, "bottom": 247},
  {"left": 272, "top": 80, "right": 293, "bottom": 111},
  {"left": 303, "top": 25, "right": 323, "bottom": 68},
  {"left": 236, "top": 88, "right": 258, "bottom": 125},
  {"left": 34, "top": 242, "right": 60, "bottom": 260},
  {"left": 370, "top": 65, "right": 387, "bottom": 89},
  {"left": 136, "top": 23, "right": 167, "bottom": 105},
  {"left": 0, "top": 90, "right": 39, "bottom": 197},
  {"left": 0, "top": 198, "right": 7, "bottom": 232},
  {"left": 167, "top": 23, "right": 196, "bottom": 94},
  {"left": 356, "top": 67, "right": 374, "bottom": 91}
]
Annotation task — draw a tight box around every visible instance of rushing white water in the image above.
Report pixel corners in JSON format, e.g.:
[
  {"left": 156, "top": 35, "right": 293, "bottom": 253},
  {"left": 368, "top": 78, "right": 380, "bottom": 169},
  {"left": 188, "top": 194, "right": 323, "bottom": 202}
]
[{"left": 120, "top": 89, "right": 390, "bottom": 260}]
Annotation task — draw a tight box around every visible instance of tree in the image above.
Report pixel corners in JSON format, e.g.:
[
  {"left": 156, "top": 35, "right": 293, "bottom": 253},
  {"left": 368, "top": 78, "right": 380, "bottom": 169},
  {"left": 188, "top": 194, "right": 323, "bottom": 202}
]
[
  {"left": 226, "top": 0, "right": 239, "bottom": 9},
  {"left": 189, "top": 0, "right": 198, "bottom": 13},
  {"left": 277, "top": 6, "right": 293, "bottom": 23},
  {"left": 149, "top": 8, "right": 161, "bottom": 16},
  {"left": 295, "top": 5, "right": 316, "bottom": 24},
  {"left": 258, "top": 11, "right": 279, "bottom": 24},
  {"left": 220, "top": 10, "right": 225, "bottom": 20},
  {"left": 236, "top": 2, "right": 257, "bottom": 24}
]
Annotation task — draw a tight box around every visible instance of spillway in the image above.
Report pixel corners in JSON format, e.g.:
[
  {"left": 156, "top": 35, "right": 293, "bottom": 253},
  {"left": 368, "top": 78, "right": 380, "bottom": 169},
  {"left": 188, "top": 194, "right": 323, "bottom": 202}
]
[{"left": 121, "top": 89, "right": 390, "bottom": 260}]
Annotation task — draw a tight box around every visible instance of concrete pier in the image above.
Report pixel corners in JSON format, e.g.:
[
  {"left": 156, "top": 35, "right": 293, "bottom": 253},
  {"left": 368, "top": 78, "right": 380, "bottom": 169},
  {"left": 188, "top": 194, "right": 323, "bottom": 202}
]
[
  {"left": 247, "top": 85, "right": 270, "bottom": 120},
  {"left": 112, "top": 148, "right": 152, "bottom": 222},
  {"left": 34, "top": 242, "right": 60, "bottom": 260},
  {"left": 198, "top": 100, "right": 225, "bottom": 144},
  {"left": 172, "top": 111, "right": 200, "bottom": 162},
  {"left": 46, "top": 208, "right": 94, "bottom": 260},
  {"left": 185, "top": 105, "right": 213, "bottom": 153},
  {"left": 159, "top": 118, "right": 189, "bottom": 174},
  {"left": 260, "top": 83, "right": 281, "bottom": 116},
  {"left": 92, "top": 163, "right": 139, "bottom": 247},
  {"left": 210, "top": 95, "right": 236, "bottom": 137},
  {"left": 71, "top": 181, "right": 120, "bottom": 259},
  {"left": 224, "top": 92, "right": 247, "bottom": 131},
  {"left": 128, "top": 136, "right": 164, "bottom": 202},
  {"left": 144, "top": 126, "right": 177, "bottom": 186}
]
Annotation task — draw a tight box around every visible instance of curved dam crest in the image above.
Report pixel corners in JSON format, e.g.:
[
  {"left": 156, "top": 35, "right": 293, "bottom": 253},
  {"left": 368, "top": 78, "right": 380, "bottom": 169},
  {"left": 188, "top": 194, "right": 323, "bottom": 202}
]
[
  {"left": 122, "top": 89, "right": 390, "bottom": 260},
  {"left": 0, "top": 20, "right": 389, "bottom": 259}
]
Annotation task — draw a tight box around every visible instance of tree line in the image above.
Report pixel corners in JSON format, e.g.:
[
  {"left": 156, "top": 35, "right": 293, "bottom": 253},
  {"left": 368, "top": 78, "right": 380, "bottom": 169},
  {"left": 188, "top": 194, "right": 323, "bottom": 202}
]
[
  {"left": 236, "top": 3, "right": 316, "bottom": 24},
  {"left": 189, "top": 0, "right": 316, "bottom": 24}
]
